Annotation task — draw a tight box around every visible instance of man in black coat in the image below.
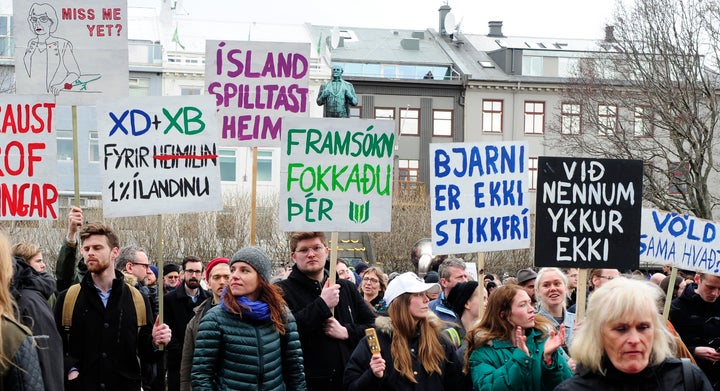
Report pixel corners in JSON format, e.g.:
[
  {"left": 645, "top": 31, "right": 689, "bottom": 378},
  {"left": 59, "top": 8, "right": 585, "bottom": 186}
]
[
  {"left": 276, "top": 232, "right": 375, "bottom": 391},
  {"left": 163, "top": 255, "right": 210, "bottom": 391},
  {"left": 54, "top": 222, "right": 171, "bottom": 391},
  {"left": 670, "top": 272, "right": 720, "bottom": 388}
]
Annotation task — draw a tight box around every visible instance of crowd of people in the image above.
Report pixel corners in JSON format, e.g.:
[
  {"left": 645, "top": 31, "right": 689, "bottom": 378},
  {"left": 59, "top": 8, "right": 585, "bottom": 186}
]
[{"left": 1, "top": 207, "right": 719, "bottom": 390}]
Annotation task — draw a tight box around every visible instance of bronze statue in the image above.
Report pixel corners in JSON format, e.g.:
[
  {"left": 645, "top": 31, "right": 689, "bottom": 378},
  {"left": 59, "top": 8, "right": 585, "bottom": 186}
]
[{"left": 316, "top": 65, "right": 358, "bottom": 118}]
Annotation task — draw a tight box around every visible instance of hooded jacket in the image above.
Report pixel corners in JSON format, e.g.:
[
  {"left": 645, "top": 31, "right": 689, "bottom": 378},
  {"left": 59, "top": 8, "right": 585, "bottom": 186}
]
[
  {"left": 344, "top": 314, "right": 462, "bottom": 391},
  {"left": 10, "top": 256, "right": 64, "bottom": 391},
  {"left": 669, "top": 282, "right": 720, "bottom": 386},
  {"left": 1, "top": 314, "right": 45, "bottom": 391},
  {"left": 275, "top": 266, "right": 375, "bottom": 391}
]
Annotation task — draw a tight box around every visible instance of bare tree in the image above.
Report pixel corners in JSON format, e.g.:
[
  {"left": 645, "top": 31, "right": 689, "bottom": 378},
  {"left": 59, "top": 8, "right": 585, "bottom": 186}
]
[{"left": 547, "top": 0, "right": 720, "bottom": 219}]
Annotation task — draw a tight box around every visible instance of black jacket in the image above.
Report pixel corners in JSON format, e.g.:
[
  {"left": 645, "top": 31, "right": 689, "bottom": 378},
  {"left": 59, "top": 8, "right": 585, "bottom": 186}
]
[
  {"left": 54, "top": 270, "right": 157, "bottom": 391},
  {"left": 276, "top": 266, "right": 375, "bottom": 391},
  {"left": 344, "top": 315, "right": 463, "bottom": 391},
  {"left": 670, "top": 282, "right": 720, "bottom": 386},
  {"left": 10, "top": 256, "right": 64, "bottom": 391},
  {"left": 163, "top": 284, "right": 210, "bottom": 371},
  {"left": 555, "top": 357, "right": 712, "bottom": 390}
]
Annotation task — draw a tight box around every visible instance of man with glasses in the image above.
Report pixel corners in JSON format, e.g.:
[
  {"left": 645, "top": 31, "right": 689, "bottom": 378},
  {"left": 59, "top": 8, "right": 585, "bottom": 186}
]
[
  {"left": 163, "top": 256, "right": 209, "bottom": 391},
  {"left": 116, "top": 245, "right": 153, "bottom": 304},
  {"left": 671, "top": 272, "right": 720, "bottom": 388},
  {"left": 276, "top": 232, "right": 375, "bottom": 391}
]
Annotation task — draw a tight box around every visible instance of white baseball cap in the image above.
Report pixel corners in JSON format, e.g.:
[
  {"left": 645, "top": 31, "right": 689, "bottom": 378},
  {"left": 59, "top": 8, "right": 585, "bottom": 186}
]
[{"left": 384, "top": 272, "right": 441, "bottom": 305}]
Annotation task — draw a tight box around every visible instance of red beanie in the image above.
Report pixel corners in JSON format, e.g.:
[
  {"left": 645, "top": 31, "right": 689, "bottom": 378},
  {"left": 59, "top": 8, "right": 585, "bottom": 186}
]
[{"left": 206, "top": 257, "right": 230, "bottom": 281}]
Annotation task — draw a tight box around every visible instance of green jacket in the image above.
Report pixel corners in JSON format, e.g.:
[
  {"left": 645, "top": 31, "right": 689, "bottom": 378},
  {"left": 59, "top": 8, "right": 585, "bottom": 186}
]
[
  {"left": 468, "top": 328, "right": 572, "bottom": 391},
  {"left": 191, "top": 305, "right": 306, "bottom": 391}
]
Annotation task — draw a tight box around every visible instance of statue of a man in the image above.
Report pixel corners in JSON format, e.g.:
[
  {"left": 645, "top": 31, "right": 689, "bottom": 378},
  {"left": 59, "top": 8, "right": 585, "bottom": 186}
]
[{"left": 316, "top": 65, "right": 358, "bottom": 118}]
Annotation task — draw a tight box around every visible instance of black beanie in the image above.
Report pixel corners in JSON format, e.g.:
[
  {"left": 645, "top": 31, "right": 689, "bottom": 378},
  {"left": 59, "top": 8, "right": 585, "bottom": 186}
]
[{"left": 447, "top": 281, "right": 479, "bottom": 318}]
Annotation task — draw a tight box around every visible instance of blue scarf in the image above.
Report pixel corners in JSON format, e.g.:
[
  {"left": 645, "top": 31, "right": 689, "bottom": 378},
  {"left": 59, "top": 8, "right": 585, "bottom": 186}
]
[{"left": 220, "top": 290, "right": 270, "bottom": 321}]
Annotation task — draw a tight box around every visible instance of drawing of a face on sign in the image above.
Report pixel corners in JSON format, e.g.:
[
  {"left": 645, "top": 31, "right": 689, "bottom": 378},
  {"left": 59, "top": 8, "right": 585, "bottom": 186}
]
[{"left": 23, "top": 3, "right": 83, "bottom": 96}]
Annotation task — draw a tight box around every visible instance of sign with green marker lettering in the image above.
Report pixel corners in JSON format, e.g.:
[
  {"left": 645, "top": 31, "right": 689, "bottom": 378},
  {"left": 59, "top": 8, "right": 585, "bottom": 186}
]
[{"left": 280, "top": 117, "right": 395, "bottom": 232}]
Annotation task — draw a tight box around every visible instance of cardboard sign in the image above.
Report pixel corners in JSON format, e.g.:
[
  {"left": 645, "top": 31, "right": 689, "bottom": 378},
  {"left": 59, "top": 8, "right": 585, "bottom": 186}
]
[
  {"left": 97, "top": 96, "right": 222, "bottom": 217},
  {"left": 205, "top": 40, "right": 310, "bottom": 147},
  {"left": 430, "top": 141, "right": 530, "bottom": 255},
  {"left": 641, "top": 208, "right": 720, "bottom": 275},
  {"left": 0, "top": 95, "right": 58, "bottom": 220},
  {"left": 14, "top": 0, "right": 129, "bottom": 105},
  {"left": 279, "top": 117, "right": 394, "bottom": 232},
  {"left": 535, "top": 157, "right": 643, "bottom": 269}
]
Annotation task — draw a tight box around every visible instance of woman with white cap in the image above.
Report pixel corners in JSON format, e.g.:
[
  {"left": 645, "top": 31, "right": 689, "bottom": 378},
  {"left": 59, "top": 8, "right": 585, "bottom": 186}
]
[
  {"left": 191, "top": 246, "right": 306, "bottom": 390},
  {"left": 344, "top": 272, "right": 462, "bottom": 391}
]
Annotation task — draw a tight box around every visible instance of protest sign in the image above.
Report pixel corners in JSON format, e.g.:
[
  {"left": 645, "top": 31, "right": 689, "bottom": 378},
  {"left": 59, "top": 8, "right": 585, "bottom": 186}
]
[
  {"left": 14, "top": 0, "right": 128, "bottom": 105},
  {"left": 430, "top": 141, "right": 530, "bottom": 255},
  {"left": 97, "top": 96, "right": 222, "bottom": 217},
  {"left": 0, "top": 95, "right": 58, "bottom": 219},
  {"left": 535, "top": 157, "right": 643, "bottom": 269},
  {"left": 641, "top": 208, "right": 720, "bottom": 275},
  {"left": 205, "top": 41, "right": 310, "bottom": 147},
  {"left": 280, "top": 117, "right": 394, "bottom": 231}
]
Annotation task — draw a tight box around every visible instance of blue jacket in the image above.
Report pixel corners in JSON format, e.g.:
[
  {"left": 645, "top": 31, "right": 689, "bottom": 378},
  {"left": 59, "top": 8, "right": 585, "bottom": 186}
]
[{"left": 429, "top": 291, "right": 457, "bottom": 323}]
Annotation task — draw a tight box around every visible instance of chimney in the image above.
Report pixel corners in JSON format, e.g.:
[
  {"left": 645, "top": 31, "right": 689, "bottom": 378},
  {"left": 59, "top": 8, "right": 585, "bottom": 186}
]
[
  {"left": 488, "top": 21, "right": 504, "bottom": 37},
  {"left": 439, "top": 4, "right": 451, "bottom": 36},
  {"left": 604, "top": 25, "right": 615, "bottom": 42}
]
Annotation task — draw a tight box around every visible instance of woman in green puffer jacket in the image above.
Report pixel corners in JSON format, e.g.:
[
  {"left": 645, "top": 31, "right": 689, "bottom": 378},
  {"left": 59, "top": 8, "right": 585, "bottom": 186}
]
[{"left": 191, "top": 246, "right": 306, "bottom": 391}]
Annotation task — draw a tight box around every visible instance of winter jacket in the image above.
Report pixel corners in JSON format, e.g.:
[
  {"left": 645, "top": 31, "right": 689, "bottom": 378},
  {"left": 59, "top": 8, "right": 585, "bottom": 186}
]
[
  {"left": 180, "top": 297, "right": 215, "bottom": 391},
  {"left": 190, "top": 304, "right": 306, "bottom": 391},
  {"left": 1, "top": 314, "right": 45, "bottom": 391},
  {"left": 55, "top": 240, "right": 85, "bottom": 293},
  {"left": 467, "top": 327, "right": 572, "bottom": 391},
  {"left": 670, "top": 282, "right": 720, "bottom": 386},
  {"left": 535, "top": 305, "right": 575, "bottom": 361},
  {"left": 429, "top": 291, "right": 458, "bottom": 322},
  {"left": 10, "top": 257, "right": 64, "bottom": 391},
  {"left": 344, "top": 315, "right": 462, "bottom": 391},
  {"left": 555, "top": 357, "right": 713, "bottom": 390},
  {"left": 276, "top": 266, "right": 375, "bottom": 391},
  {"left": 164, "top": 284, "right": 210, "bottom": 375},
  {"left": 54, "top": 270, "right": 158, "bottom": 391}
]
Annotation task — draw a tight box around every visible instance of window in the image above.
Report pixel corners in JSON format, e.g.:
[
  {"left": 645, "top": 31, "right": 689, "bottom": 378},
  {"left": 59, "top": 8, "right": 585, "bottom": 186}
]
[
  {"left": 129, "top": 77, "right": 150, "bottom": 97},
  {"left": 349, "top": 106, "right": 362, "bottom": 118},
  {"left": 561, "top": 103, "right": 581, "bottom": 135},
  {"left": 88, "top": 131, "right": 99, "bottom": 162},
  {"left": 598, "top": 104, "right": 617, "bottom": 136},
  {"left": 669, "top": 162, "right": 688, "bottom": 195},
  {"left": 558, "top": 57, "right": 579, "bottom": 78},
  {"left": 432, "top": 110, "right": 452, "bottom": 137},
  {"left": 399, "top": 108, "right": 419, "bottom": 136},
  {"left": 524, "top": 101, "right": 545, "bottom": 134},
  {"left": 375, "top": 108, "right": 394, "bottom": 120},
  {"left": 219, "top": 149, "right": 236, "bottom": 181},
  {"left": 181, "top": 87, "right": 201, "bottom": 95},
  {"left": 522, "top": 56, "right": 543, "bottom": 76},
  {"left": 257, "top": 150, "right": 273, "bottom": 182},
  {"left": 634, "top": 106, "right": 653, "bottom": 137},
  {"left": 528, "top": 157, "right": 539, "bottom": 190},
  {"left": 398, "top": 159, "right": 419, "bottom": 182},
  {"left": 482, "top": 100, "right": 503, "bottom": 133},
  {"left": 57, "top": 130, "right": 73, "bottom": 161},
  {"left": 0, "top": 15, "right": 13, "bottom": 57}
]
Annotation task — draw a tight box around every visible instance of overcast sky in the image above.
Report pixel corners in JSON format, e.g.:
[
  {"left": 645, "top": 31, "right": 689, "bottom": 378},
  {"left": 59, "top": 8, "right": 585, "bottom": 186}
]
[{"left": 178, "top": 0, "right": 619, "bottom": 39}]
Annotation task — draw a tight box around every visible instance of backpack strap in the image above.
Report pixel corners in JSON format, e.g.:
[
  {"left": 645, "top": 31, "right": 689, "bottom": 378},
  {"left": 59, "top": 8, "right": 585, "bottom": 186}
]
[
  {"left": 61, "top": 284, "right": 82, "bottom": 331},
  {"left": 127, "top": 285, "right": 147, "bottom": 328}
]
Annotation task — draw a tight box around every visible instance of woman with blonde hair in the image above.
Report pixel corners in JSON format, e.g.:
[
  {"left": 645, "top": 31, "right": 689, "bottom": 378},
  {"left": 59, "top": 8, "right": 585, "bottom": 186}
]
[
  {"left": 359, "top": 266, "right": 387, "bottom": 312},
  {"left": 535, "top": 267, "right": 576, "bottom": 362},
  {"left": 556, "top": 277, "right": 711, "bottom": 390},
  {"left": 344, "top": 272, "right": 462, "bottom": 390},
  {"left": 0, "top": 232, "right": 44, "bottom": 390},
  {"left": 466, "top": 284, "right": 571, "bottom": 390}
]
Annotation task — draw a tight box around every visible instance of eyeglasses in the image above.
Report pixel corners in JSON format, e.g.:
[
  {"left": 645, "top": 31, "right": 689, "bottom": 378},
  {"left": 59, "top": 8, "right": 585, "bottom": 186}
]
[
  {"left": 598, "top": 275, "right": 615, "bottom": 280},
  {"left": 132, "top": 262, "right": 150, "bottom": 270},
  {"left": 30, "top": 16, "right": 50, "bottom": 23},
  {"left": 295, "top": 245, "right": 325, "bottom": 254},
  {"left": 185, "top": 269, "right": 203, "bottom": 275},
  {"left": 165, "top": 275, "right": 179, "bottom": 280},
  {"left": 362, "top": 276, "right": 380, "bottom": 284}
]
